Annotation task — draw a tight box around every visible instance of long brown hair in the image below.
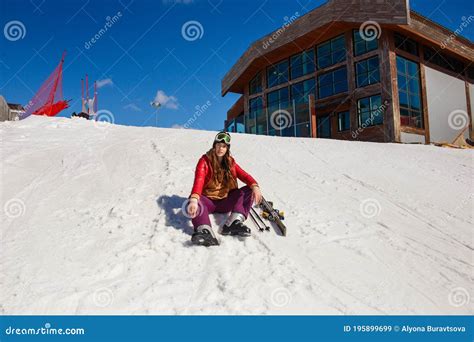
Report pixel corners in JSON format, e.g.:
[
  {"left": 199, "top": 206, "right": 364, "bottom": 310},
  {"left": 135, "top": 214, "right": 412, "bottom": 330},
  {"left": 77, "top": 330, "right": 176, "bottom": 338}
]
[{"left": 206, "top": 142, "right": 234, "bottom": 186}]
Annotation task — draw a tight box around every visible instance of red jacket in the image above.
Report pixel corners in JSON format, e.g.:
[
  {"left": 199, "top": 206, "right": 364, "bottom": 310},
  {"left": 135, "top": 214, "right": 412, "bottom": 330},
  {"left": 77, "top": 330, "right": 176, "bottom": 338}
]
[{"left": 190, "top": 154, "right": 258, "bottom": 199}]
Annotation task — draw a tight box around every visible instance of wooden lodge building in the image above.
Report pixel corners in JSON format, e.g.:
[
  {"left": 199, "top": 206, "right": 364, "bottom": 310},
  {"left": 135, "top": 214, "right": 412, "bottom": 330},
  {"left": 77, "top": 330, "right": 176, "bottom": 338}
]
[{"left": 221, "top": 0, "right": 474, "bottom": 144}]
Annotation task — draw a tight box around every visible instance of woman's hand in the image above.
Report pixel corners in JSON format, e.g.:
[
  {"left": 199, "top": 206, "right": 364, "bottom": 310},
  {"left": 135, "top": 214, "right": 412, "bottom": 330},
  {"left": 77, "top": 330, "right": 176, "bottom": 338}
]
[
  {"left": 187, "top": 198, "right": 199, "bottom": 218},
  {"left": 252, "top": 186, "right": 262, "bottom": 205}
]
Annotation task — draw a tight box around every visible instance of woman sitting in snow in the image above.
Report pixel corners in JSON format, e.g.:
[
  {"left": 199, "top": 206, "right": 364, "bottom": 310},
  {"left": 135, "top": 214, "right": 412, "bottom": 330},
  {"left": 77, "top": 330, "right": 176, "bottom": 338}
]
[{"left": 187, "top": 131, "right": 262, "bottom": 246}]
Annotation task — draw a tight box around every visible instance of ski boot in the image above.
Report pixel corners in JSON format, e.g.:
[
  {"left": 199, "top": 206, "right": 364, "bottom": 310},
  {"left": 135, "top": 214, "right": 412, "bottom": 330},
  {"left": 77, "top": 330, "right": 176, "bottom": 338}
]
[
  {"left": 221, "top": 212, "right": 251, "bottom": 237},
  {"left": 191, "top": 225, "right": 219, "bottom": 247}
]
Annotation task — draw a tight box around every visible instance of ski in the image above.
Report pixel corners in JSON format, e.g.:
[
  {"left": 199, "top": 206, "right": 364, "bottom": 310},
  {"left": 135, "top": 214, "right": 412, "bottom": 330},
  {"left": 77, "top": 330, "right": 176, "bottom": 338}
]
[
  {"left": 260, "top": 200, "right": 285, "bottom": 221},
  {"left": 259, "top": 196, "right": 287, "bottom": 236}
]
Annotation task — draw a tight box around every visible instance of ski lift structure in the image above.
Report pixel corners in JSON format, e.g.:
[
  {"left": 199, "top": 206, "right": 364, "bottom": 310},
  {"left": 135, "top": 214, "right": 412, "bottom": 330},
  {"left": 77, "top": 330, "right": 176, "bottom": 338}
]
[
  {"left": 72, "top": 74, "right": 98, "bottom": 120},
  {"left": 150, "top": 100, "right": 161, "bottom": 127}
]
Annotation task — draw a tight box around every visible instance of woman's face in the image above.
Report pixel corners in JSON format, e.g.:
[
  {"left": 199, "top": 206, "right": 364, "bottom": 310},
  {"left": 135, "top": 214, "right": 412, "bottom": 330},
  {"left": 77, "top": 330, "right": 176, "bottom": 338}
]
[{"left": 214, "top": 142, "right": 228, "bottom": 158}]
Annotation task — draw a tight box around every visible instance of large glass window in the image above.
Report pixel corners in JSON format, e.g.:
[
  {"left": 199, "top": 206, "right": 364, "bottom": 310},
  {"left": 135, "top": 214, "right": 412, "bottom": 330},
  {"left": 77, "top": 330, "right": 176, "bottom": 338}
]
[
  {"left": 249, "top": 97, "right": 263, "bottom": 114},
  {"left": 467, "top": 66, "right": 474, "bottom": 80},
  {"left": 353, "top": 30, "right": 378, "bottom": 56},
  {"left": 394, "top": 32, "right": 418, "bottom": 56},
  {"left": 225, "top": 119, "right": 235, "bottom": 132},
  {"left": 267, "top": 87, "right": 291, "bottom": 136},
  {"left": 249, "top": 72, "right": 262, "bottom": 95},
  {"left": 235, "top": 115, "right": 245, "bottom": 133},
  {"left": 316, "top": 35, "right": 346, "bottom": 69},
  {"left": 423, "top": 46, "right": 465, "bottom": 74},
  {"left": 357, "top": 94, "right": 383, "bottom": 127},
  {"left": 317, "top": 67, "right": 348, "bottom": 99},
  {"left": 396, "top": 56, "right": 423, "bottom": 128},
  {"left": 267, "top": 87, "right": 289, "bottom": 109},
  {"left": 225, "top": 115, "right": 245, "bottom": 133},
  {"left": 317, "top": 116, "right": 331, "bottom": 138},
  {"left": 291, "top": 78, "right": 316, "bottom": 104},
  {"left": 337, "top": 111, "right": 350, "bottom": 132},
  {"left": 355, "top": 56, "right": 380, "bottom": 88},
  {"left": 267, "top": 60, "right": 289, "bottom": 88},
  {"left": 246, "top": 97, "right": 263, "bottom": 134},
  {"left": 290, "top": 50, "right": 315, "bottom": 79},
  {"left": 291, "top": 78, "right": 315, "bottom": 137}
]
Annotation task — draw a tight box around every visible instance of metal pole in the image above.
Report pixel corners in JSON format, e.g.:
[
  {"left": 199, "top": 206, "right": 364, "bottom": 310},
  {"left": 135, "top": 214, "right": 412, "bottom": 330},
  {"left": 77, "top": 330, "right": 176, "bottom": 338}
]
[
  {"left": 94, "top": 81, "right": 97, "bottom": 114},
  {"left": 293, "top": 99, "right": 297, "bottom": 137},
  {"left": 86, "top": 74, "right": 89, "bottom": 114},
  {"left": 81, "top": 79, "right": 83, "bottom": 109},
  {"left": 266, "top": 106, "right": 269, "bottom": 136}
]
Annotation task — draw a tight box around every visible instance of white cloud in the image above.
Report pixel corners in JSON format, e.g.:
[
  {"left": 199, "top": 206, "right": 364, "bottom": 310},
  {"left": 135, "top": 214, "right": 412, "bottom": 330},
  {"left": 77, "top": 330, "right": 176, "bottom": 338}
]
[
  {"left": 124, "top": 103, "right": 142, "bottom": 112},
  {"left": 153, "top": 90, "right": 179, "bottom": 110},
  {"left": 96, "top": 78, "right": 113, "bottom": 88}
]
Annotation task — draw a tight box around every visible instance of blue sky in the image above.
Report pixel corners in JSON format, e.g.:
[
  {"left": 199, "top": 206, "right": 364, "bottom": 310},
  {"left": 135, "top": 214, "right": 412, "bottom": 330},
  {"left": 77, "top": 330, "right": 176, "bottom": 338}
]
[{"left": 1, "top": 0, "right": 472, "bottom": 130}]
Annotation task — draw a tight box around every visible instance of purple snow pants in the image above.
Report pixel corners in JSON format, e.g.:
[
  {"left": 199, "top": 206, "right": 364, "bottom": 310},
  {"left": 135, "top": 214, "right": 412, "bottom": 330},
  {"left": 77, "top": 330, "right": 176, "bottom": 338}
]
[{"left": 191, "top": 185, "right": 254, "bottom": 229}]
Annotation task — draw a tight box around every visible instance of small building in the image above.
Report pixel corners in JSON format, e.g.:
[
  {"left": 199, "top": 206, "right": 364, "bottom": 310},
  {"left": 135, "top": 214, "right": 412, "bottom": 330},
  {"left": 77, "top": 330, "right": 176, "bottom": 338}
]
[
  {"left": 221, "top": 0, "right": 474, "bottom": 144},
  {"left": 0, "top": 96, "right": 23, "bottom": 121},
  {"left": 7, "top": 103, "right": 25, "bottom": 121}
]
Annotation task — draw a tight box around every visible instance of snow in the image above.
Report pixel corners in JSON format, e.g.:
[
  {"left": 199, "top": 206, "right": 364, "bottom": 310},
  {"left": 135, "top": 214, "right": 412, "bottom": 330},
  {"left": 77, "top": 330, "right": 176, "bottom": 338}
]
[{"left": 1, "top": 116, "right": 472, "bottom": 315}]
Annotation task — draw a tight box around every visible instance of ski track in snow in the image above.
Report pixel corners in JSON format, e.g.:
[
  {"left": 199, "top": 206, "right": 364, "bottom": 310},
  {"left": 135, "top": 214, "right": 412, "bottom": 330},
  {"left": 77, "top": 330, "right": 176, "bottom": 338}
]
[{"left": 0, "top": 116, "right": 473, "bottom": 315}]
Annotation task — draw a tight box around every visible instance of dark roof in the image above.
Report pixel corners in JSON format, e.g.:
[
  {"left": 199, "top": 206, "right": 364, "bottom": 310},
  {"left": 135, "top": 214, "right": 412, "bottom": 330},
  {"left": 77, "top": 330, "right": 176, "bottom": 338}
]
[
  {"left": 410, "top": 10, "right": 473, "bottom": 47},
  {"left": 221, "top": 0, "right": 411, "bottom": 96},
  {"left": 7, "top": 103, "right": 25, "bottom": 110},
  {"left": 221, "top": 0, "right": 473, "bottom": 96}
]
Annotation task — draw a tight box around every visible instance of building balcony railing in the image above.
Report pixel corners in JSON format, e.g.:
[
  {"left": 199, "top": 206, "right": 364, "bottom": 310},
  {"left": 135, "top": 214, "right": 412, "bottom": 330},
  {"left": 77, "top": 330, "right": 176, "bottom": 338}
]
[{"left": 225, "top": 99, "right": 313, "bottom": 138}]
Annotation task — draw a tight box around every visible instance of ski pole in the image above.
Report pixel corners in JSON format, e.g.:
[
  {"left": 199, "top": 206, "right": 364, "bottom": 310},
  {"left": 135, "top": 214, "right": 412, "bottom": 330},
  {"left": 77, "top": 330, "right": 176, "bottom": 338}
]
[
  {"left": 251, "top": 207, "right": 270, "bottom": 231},
  {"left": 249, "top": 208, "right": 265, "bottom": 232}
]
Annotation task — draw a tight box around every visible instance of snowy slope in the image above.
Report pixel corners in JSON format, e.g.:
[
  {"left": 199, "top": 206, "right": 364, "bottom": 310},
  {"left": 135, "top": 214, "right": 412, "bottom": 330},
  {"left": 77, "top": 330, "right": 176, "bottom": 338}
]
[{"left": 0, "top": 116, "right": 472, "bottom": 315}]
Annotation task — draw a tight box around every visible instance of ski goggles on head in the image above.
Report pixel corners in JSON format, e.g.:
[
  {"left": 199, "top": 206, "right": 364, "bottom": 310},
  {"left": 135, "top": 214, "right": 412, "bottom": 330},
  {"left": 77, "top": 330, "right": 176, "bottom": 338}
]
[{"left": 214, "top": 131, "right": 231, "bottom": 145}]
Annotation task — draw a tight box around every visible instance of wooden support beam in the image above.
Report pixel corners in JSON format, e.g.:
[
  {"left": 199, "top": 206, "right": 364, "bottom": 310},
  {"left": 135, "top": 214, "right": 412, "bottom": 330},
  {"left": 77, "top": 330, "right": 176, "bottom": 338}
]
[
  {"left": 419, "top": 45, "right": 431, "bottom": 144},
  {"left": 387, "top": 30, "right": 401, "bottom": 142},
  {"left": 380, "top": 30, "right": 396, "bottom": 142},
  {"left": 465, "top": 80, "right": 473, "bottom": 141}
]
